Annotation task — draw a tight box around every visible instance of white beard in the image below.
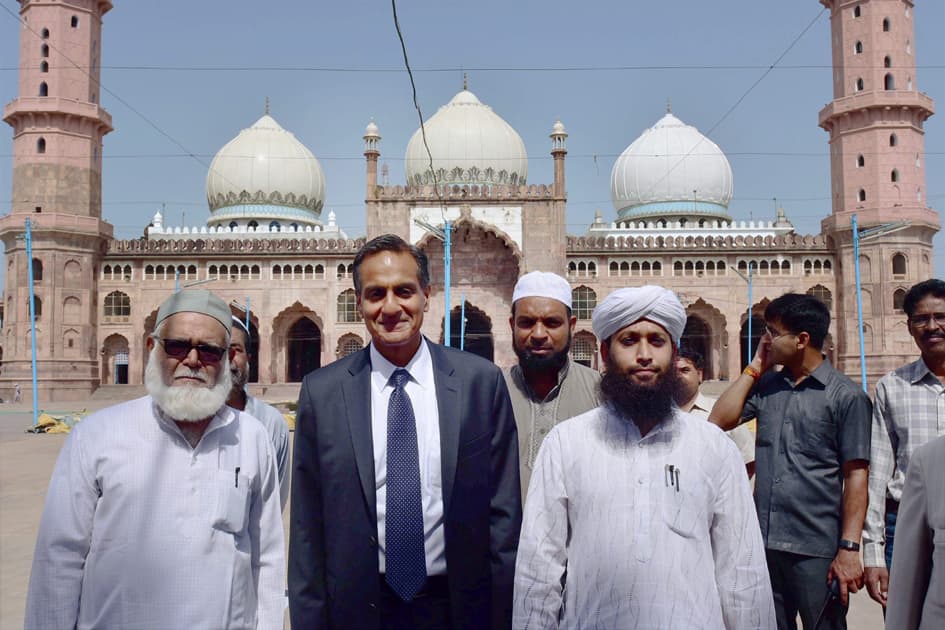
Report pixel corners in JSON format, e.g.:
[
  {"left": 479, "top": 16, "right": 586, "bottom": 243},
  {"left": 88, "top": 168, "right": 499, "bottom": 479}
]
[{"left": 145, "top": 348, "right": 232, "bottom": 422}]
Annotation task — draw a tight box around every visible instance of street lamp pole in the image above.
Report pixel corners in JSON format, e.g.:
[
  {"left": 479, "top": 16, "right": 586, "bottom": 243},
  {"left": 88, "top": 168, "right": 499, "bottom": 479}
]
[
  {"left": 25, "top": 219, "right": 39, "bottom": 426},
  {"left": 414, "top": 217, "right": 453, "bottom": 347},
  {"left": 732, "top": 261, "right": 755, "bottom": 364}
]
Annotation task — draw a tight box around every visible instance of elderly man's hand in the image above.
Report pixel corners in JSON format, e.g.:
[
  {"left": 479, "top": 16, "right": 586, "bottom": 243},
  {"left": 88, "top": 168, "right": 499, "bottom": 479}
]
[{"left": 827, "top": 549, "right": 864, "bottom": 606}]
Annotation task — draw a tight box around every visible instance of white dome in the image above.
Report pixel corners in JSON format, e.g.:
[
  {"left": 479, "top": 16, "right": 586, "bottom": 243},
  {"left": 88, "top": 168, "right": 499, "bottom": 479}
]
[
  {"left": 610, "top": 112, "right": 733, "bottom": 221},
  {"left": 206, "top": 114, "right": 326, "bottom": 222},
  {"left": 404, "top": 90, "right": 527, "bottom": 187}
]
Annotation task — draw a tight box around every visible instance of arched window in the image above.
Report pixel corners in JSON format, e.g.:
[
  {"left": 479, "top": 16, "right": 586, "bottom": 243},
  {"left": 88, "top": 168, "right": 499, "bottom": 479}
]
[
  {"left": 882, "top": 17, "right": 890, "bottom": 31},
  {"left": 32, "top": 296, "right": 43, "bottom": 319},
  {"left": 145, "top": 264, "right": 155, "bottom": 280},
  {"left": 187, "top": 265, "right": 197, "bottom": 279},
  {"left": 240, "top": 265, "right": 250, "bottom": 278},
  {"left": 336, "top": 289, "right": 361, "bottom": 323},
  {"left": 884, "top": 55, "right": 892, "bottom": 68},
  {"left": 228, "top": 221, "right": 238, "bottom": 230},
  {"left": 31, "top": 258, "right": 43, "bottom": 282},
  {"left": 892, "top": 253, "right": 907, "bottom": 276},
  {"left": 885, "top": 73, "right": 895, "bottom": 90},
  {"left": 41, "top": 44, "right": 49, "bottom": 58},
  {"left": 893, "top": 288, "right": 906, "bottom": 311},
  {"left": 855, "top": 78, "right": 864, "bottom": 92},
  {"left": 39, "top": 82, "right": 48, "bottom": 97},
  {"left": 247, "top": 220, "right": 258, "bottom": 230},
  {"left": 272, "top": 265, "right": 282, "bottom": 279},
  {"left": 782, "top": 260, "right": 791, "bottom": 273},
  {"left": 806, "top": 285, "right": 833, "bottom": 311},
  {"left": 858, "top": 189, "right": 867, "bottom": 202},
  {"left": 251, "top": 265, "right": 260, "bottom": 279},
  {"left": 37, "top": 137, "right": 46, "bottom": 154},
  {"left": 854, "top": 41, "right": 863, "bottom": 54},
  {"left": 337, "top": 263, "right": 346, "bottom": 279},
  {"left": 339, "top": 335, "right": 363, "bottom": 358},
  {"left": 269, "top": 221, "right": 280, "bottom": 231},
  {"left": 674, "top": 261, "right": 683, "bottom": 276},
  {"left": 122, "top": 265, "right": 132, "bottom": 280},
  {"left": 40, "top": 61, "right": 48, "bottom": 73},
  {"left": 856, "top": 155, "right": 865, "bottom": 167},
  {"left": 891, "top": 169, "right": 899, "bottom": 182},
  {"left": 315, "top": 264, "right": 325, "bottom": 279},
  {"left": 571, "top": 287, "right": 597, "bottom": 321},
  {"left": 208, "top": 265, "right": 218, "bottom": 279},
  {"left": 41, "top": 28, "right": 49, "bottom": 38},
  {"left": 104, "top": 291, "right": 131, "bottom": 320},
  {"left": 609, "top": 261, "right": 618, "bottom": 276},
  {"left": 71, "top": 15, "right": 79, "bottom": 28},
  {"left": 889, "top": 133, "right": 898, "bottom": 147},
  {"left": 853, "top": 5, "right": 861, "bottom": 18},
  {"left": 653, "top": 261, "right": 662, "bottom": 275},
  {"left": 587, "top": 262, "right": 597, "bottom": 277},
  {"left": 571, "top": 334, "right": 596, "bottom": 368}
]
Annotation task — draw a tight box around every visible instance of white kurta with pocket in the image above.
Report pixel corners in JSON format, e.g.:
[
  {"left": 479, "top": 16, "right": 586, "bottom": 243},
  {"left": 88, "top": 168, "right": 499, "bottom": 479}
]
[{"left": 25, "top": 396, "right": 285, "bottom": 630}]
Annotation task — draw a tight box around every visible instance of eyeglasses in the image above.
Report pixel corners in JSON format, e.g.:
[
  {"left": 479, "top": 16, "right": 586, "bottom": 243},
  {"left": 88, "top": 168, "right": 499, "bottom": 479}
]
[
  {"left": 908, "top": 312, "right": 945, "bottom": 329},
  {"left": 156, "top": 338, "right": 227, "bottom": 364},
  {"left": 765, "top": 325, "right": 795, "bottom": 341}
]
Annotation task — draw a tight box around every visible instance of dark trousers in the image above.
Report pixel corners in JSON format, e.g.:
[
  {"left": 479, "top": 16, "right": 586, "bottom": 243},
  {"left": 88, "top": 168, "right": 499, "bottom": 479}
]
[
  {"left": 379, "top": 575, "right": 451, "bottom": 630},
  {"left": 766, "top": 550, "right": 846, "bottom": 630},
  {"left": 884, "top": 509, "right": 898, "bottom": 569}
]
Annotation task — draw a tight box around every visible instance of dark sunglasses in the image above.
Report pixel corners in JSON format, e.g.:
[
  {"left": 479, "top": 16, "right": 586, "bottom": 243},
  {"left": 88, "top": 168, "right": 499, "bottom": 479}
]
[{"left": 156, "top": 338, "right": 227, "bottom": 364}]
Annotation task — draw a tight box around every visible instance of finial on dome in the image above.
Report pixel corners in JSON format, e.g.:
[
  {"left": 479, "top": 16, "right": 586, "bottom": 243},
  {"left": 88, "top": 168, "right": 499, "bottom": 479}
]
[
  {"left": 666, "top": 97, "right": 671, "bottom": 113},
  {"left": 463, "top": 72, "right": 468, "bottom": 91},
  {"left": 265, "top": 96, "right": 270, "bottom": 115}
]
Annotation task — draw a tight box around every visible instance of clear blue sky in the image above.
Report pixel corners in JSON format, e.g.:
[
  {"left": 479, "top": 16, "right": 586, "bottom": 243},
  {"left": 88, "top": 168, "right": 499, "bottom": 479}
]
[{"left": 1, "top": 0, "right": 943, "bottom": 287}]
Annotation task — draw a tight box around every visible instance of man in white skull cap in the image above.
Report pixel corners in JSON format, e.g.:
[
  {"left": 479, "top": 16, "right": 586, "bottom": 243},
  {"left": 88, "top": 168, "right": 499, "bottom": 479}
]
[
  {"left": 503, "top": 271, "right": 599, "bottom": 495},
  {"left": 513, "top": 285, "right": 775, "bottom": 630}
]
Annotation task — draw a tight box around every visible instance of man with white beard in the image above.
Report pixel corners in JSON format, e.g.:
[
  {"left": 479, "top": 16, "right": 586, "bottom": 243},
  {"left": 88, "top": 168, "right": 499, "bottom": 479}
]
[{"left": 25, "top": 290, "right": 285, "bottom": 630}]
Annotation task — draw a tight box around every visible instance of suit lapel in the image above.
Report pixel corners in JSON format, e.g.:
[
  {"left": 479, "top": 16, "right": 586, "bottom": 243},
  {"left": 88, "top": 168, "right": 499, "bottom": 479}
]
[
  {"left": 429, "top": 341, "right": 461, "bottom": 516},
  {"left": 342, "top": 348, "right": 377, "bottom": 523}
]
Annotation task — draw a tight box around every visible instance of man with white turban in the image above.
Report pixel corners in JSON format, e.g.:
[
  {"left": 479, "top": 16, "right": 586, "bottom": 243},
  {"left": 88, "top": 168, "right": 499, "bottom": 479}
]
[
  {"left": 513, "top": 286, "right": 775, "bottom": 629},
  {"left": 504, "top": 271, "right": 600, "bottom": 495},
  {"left": 25, "top": 290, "right": 285, "bottom": 629}
]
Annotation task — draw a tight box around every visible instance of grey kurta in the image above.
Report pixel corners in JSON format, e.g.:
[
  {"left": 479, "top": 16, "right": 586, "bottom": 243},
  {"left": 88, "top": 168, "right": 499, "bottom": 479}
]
[
  {"left": 503, "top": 359, "right": 600, "bottom": 494},
  {"left": 886, "top": 433, "right": 945, "bottom": 630}
]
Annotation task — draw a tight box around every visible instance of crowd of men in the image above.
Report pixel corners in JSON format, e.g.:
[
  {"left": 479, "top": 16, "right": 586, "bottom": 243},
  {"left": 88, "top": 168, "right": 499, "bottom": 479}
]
[{"left": 22, "top": 233, "right": 945, "bottom": 629}]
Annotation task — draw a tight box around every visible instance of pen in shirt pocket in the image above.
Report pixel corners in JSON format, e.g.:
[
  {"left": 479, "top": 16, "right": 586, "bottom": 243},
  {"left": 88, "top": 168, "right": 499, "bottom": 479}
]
[{"left": 235, "top": 466, "right": 240, "bottom": 488}]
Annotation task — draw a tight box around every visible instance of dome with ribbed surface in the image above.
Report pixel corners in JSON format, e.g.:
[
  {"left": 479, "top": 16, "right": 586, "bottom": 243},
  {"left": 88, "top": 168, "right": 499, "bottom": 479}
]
[
  {"left": 611, "top": 112, "right": 733, "bottom": 223},
  {"left": 404, "top": 90, "right": 527, "bottom": 187},
  {"left": 206, "top": 114, "right": 325, "bottom": 227}
]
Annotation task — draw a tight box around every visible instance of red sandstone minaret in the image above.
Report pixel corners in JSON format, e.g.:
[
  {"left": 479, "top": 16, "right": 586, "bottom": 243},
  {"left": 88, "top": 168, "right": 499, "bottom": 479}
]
[
  {"left": 0, "top": 0, "right": 115, "bottom": 400},
  {"left": 818, "top": 0, "right": 938, "bottom": 381}
]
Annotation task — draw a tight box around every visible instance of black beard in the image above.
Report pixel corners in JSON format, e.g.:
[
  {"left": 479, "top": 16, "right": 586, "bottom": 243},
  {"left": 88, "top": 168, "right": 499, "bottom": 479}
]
[
  {"left": 515, "top": 345, "right": 570, "bottom": 374},
  {"left": 599, "top": 355, "right": 679, "bottom": 430}
]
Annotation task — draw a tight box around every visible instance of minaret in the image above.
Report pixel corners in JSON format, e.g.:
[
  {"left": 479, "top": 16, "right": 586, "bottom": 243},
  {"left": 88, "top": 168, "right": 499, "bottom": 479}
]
[
  {"left": 0, "top": 0, "right": 115, "bottom": 401},
  {"left": 550, "top": 119, "right": 567, "bottom": 198},
  {"left": 818, "top": 0, "right": 938, "bottom": 382},
  {"left": 363, "top": 118, "right": 381, "bottom": 200}
]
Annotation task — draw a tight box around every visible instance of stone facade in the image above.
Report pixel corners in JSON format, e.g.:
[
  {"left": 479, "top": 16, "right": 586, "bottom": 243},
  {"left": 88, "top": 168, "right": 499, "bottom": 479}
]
[{"left": 0, "top": 0, "right": 938, "bottom": 402}]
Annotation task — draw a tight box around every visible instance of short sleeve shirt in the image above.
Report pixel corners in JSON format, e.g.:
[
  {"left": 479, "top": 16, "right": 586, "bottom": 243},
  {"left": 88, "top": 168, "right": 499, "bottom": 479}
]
[{"left": 742, "top": 360, "right": 872, "bottom": 557}]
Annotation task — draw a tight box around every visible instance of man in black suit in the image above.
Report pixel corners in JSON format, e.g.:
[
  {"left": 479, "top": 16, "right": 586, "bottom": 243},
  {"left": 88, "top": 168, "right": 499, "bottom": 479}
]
[{"left": 289, "top": 234, "right": 522, "bottom": 630}]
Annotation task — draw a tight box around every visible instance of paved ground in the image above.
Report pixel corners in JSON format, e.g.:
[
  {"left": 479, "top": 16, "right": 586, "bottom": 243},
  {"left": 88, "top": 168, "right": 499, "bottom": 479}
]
[{"left": 0, "top": 398, "right": 886, "bottom": 629}]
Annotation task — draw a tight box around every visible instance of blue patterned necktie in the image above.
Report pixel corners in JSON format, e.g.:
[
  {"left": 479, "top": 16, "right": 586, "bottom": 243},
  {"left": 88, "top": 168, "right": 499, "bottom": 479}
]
[{"left": 385, "top": 368, "right": 427, "bottom": 601}]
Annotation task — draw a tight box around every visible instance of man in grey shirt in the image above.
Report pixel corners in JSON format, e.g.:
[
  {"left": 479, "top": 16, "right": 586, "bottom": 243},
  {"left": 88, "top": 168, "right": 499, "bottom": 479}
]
[
  {"left": 228, "top": 315, "right": 291, "bottom": 510},
  {"left": 711, "top": 293, "right": 871, "bottom": 630},
  {"left": 503, "top": 271, "right": 599, "bottom": 495}
]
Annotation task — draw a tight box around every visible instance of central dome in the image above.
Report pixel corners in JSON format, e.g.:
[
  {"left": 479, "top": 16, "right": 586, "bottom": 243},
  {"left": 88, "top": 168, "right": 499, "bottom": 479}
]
[
  {"left": 404, "top": 90, "right": 528, "bottom": 187},
  {"left": 206, "top": 113, "right": 326, "bottom": 228},
  {"left": 611, "top": 112, "right": 733, "bottom": 223}
]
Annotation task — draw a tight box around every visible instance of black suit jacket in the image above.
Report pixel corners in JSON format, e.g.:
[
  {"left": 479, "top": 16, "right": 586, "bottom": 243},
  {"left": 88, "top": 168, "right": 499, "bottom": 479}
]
[{"left": 288, "top": 339, "right": 522, "bottom": 629}]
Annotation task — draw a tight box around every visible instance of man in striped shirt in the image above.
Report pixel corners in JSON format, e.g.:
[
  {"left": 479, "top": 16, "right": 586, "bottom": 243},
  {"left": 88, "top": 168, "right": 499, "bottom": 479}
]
[{"left": 863, "top": 279, "right": 945, "bottom": 608}]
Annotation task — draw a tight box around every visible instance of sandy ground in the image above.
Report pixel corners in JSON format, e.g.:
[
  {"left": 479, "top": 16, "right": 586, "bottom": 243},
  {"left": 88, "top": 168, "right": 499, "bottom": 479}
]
[{"left": 0, "top": 399, "right": 886, "bottom": 629}]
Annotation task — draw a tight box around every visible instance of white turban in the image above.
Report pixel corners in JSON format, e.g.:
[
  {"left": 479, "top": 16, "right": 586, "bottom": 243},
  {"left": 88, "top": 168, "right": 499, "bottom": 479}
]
[
  {"left": 512, "top": 271, "right": 572, "bottom": 309},
  {"left": 592, "top": 286, "right": 687, "bottom": 343}
]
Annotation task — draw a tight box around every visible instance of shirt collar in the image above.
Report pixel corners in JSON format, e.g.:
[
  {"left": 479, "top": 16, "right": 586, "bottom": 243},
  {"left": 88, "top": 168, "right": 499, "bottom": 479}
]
[
  {"left": 369, "top": 338, "right": 434, "bottom": 392},
  {"left": 603, "top": 402, "right": 682, "bottom": 446},
  {"left": 690, "top": 392, "right": 715, "bottom": 413},
  {"left": 151, "top": 396, "right": 234, "bottom": 442},
  {"left": 780, "top": 358, "right": 832, "bottom": 388}
]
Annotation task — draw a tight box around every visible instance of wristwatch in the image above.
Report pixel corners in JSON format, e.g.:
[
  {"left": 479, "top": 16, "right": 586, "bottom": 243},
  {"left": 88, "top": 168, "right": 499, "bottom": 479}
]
[{"left": 838, "top": 539, "right": 860, "bottom": 551}]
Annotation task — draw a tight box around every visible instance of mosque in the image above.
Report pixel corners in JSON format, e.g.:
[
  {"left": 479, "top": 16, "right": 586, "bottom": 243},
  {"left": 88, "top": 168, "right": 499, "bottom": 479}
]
[{"left": 0, "top": 0, "right": 938, "bottom": 401}]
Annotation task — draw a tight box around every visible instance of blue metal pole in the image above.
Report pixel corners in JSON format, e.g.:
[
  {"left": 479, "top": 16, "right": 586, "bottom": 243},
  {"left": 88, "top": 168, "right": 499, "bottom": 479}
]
[
  {"left": 25, "top": 219, "right": 39, "bottom": 426},
  {"left": 460, "top": 294, "right": 466, "bottom": 351},
  {"left": 746, "top": 263, "right": 754, "bottom": 364},
  {"left": 852, "top": 214, "right": 868, "bottom": 392},
  {"left": 175, "top": 267, "right": 180, "bottom": 293},
  {"left": 245, "top": 298, "right": 251, "bottom": 334},
  {"left": 444, "top": 220, "right": 451, "bottom": 347}
]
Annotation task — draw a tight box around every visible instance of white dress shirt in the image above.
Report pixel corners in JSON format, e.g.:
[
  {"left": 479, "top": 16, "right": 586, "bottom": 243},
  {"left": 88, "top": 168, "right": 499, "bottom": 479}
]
[
  {"left": 514, "top": 406, "right": 775, "bottom": 629},
  {"left": 25, "top": 396, "right": 285, "bottom": 630},
  {"left": 370, "top": 340, "right": 446, "bottom": 575}
]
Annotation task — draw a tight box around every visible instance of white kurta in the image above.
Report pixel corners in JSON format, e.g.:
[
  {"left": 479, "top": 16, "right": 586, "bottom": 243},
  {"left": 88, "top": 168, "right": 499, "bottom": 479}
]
[
  {"left": 245, "top": 395, "right": 291, "bottom": 510},
  {"left": 513, "top": 406, "right": 775, "bottom": 630},
  {"left": 25, "top": 396, "right": 286, "bottom": 630}
]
